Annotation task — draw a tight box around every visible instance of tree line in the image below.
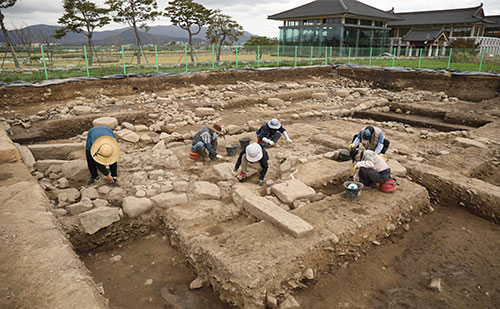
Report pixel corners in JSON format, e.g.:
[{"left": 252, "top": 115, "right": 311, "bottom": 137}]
[{"left": 0, "top": 0, "right": 277, "bottom": 68}]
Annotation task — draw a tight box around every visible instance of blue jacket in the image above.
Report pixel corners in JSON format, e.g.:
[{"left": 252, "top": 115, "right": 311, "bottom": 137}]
[
  {"left": 256, "top": 123, "right": 285, "bottom": 141},
  {"left": 86, "top": 126, "right": 117, "bottom": 151}
]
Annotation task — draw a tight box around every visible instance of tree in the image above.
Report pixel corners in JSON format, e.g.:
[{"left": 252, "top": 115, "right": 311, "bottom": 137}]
[
  {"left": 206, "top": 10, "right": 242, "bottom": 62},
  {"left": 106, "top": 0, "right": 160, "bottom": 65},
  {"left": 54, "top": 0, "right": 110, "bottom": 65},
  {"left": 165, "top": 0, "right": 213, "bottom": 62},
  {"left": 0, "top": 0, "right": 20, "bottom": 68},
  {"left": 244, "top": 36, "right": 278, "bottom": 60},
  {"left": 11, "top": 23, "right": 32, "bottom": 64}
]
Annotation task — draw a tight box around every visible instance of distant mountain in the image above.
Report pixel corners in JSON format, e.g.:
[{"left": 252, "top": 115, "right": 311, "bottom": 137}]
[{"left": 0, "top": 24, "right": 254, "bottom": 46}]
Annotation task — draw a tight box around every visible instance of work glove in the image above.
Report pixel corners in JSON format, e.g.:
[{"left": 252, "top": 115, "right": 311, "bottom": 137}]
[
  {"left": 232, "top": 168, "right": 239, "bottom": 176},
  {"left": 216, "top": 154, "right": 224, "bottom": 160},
  {"left": 348, "top": 144, "right": 355, "bottom": 149},
  {"left": 379, "top": 154, "right": 388, "bottom": 162},
  {"left": 268, "top": 141, "right": 275, "bottom": 146},
  {"left": 286, "top": 139, "right": 292, "bottom": 144},
  {"left": 258, "top": 179, "right": 263, "bottom": 186}
]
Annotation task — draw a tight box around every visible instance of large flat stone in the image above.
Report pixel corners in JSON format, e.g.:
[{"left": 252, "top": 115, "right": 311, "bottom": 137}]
[
  {"left": 36, "top": 159, "right": 69, "bottom": 172},
  {"left": 92, "top": 116, "right": 119, "bottom": 129},
  {"left": 294, "top": 159, "right": 352, "bottom": 187},
  {"left": 122, "top": 196, "right": 154, "bottom": 218},
  {"left": 453, "top": 137, "right": 488, "bottom": 150},
  {"left": 233, "top": 186, "right": 313, "bottom": 238},
  {"left": 78, "top": 207, "right": 121, "bottom": 235},
  {"left": 192, "top": 181, "right": 221, "bottom": 200},
  {"left": 212, "top": 163, "right": 235, "bottom": 180},
  {"left": 28, "top": 143, "right": 83, "bottom": 160},
  {"left": 60, "top": 160, "right": 88, "bottom": 184},
  {"left": 15, "top": 143, "right": 35, "bottom": 170},
  {"left": 151, "top": 192, "right": 188, "bottom": 208},
  {"left": 0, "top": 129, "right": 21, "bottom": 163},
  {"left": 271, "top": 180, "right": 316, "bottom": 204},
  {"left": 309, "top": 134, "right": 346, "bottom": 149}
]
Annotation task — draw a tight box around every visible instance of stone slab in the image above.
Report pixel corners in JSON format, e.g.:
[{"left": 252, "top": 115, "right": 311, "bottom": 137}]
[
  {"left": 309, "top": 134, "right": 346, "bottom": 150},
  {"left": 212, "top": 163, "right": 235, "bottom": 180},
  {"left": 0, "top": 129, "right": 21, "bottom": 163},
  {"left": 294, "top": 159, "right": 353, "bottom": 187},
  {"left": 151, "top": 192, "right": 188, "bottom": 208},
  {"left": 36, "top": 159, "right": 70, "bottom": 172},
  {"left": 78, "top": 207, "right": 121, "bottom": 235},
  {"left": 0, "top": 163, "right": 107, "bottom": 308},
  {"left": 28, "top": 143, "right": 83, "bottom": 160},
  {"left": 271, "top": 180, "right": 316, "bottom": 204},
  {"left": 233, "top": 186, "right": 313, "bottom": 238}
]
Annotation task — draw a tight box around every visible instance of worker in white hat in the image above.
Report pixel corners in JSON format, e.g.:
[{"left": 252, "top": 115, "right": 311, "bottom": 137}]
[
  {"left": 86, "top": 126, "right": 120, "bottom": 186},
  {"left": 233, "top": 142, "right": 269, "bottom": 186},
  {"left": 256, "top": 118, "right": 292, "bottom": 147}
]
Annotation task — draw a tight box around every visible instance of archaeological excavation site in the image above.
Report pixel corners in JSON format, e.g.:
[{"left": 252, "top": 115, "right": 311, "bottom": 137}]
[{"left": 1, "top": 65, "right": 499, "bottom": 308}]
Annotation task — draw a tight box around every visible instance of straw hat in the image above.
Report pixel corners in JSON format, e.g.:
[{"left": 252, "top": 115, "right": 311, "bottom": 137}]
[
  {"left": 246, "top": 143, "right": 263, "bottom": 163},
  {"left": 268, "top": 118, "right": 281, "bottom": 130},
  {"left": 90, "top": 136, "right": 120, "bottom": 165}
]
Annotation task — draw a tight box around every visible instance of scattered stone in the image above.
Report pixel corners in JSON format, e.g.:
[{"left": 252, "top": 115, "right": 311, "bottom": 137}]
[
  {"left": 428, "top": 277, "right": 442, "bottom": 292},
  {"left": 195, "top": 107, "right": 216, "bottom": 117},
  {"left": 387, "top": 159, "right": 407, "bottom": 177},
  {"left": 53, "top": 208, "right": 67, "bottom": 216},
  {"left": 122, "top": 196, "right": 154, "bottom": 218},
  {"left": 267, "top": 98, "right": 284, "bottom": 107},
  {"left": 98, "top": 185, "right": 111, "bottom": 194},
  {"left": 15, "top": 144, "right": 35, "bottom": 170},
  {"left": 115, "top": 129, "right": 140, "bottom": 143},
  {"left": 303, "top": 268, "right": 314, "bottom": 280},
  {"left": 279, "top": 294, "right": 300, "bottom": 309},
  {"left": 135, "top": 189, "right": 146, "bottom": 197},
  {"left": 144, "top": 279, "right": 153, "bottom": 286},
  {"left": 213, "top": 163, "right": 235, "bottom": 180},
  {"left": 149, "top": 169, "right": 165, "bottom": 180},
  {"left": 60, "top": 160, "right": 88, "bottom": 183},
  {"left": 271, "top": 180, "right": 316, "bottom": 204},
  {"left": 453, "top": 137, "right": 488, "bottom": 149},
  {"left": 73, "top": 106, "right": 92, "bottom": 115},
  {"left": 56, "top": 188, "right": 80, "bottom": 203},
  {"left": 225, "top": 124, "right": 242, "bottom": 135},
  {"left": 267, "top": 295, "right": 278, "bottom": 308},
  {"left": 192, "top": 181, "right": 221, "bottom": 200},
  {"left": 312, "top": 92, "right": 328, "bottom": 100},
  {"left": 224, "top": 91, "right": 237, "bottom": 98},
  {"left": 92, "top": 117, "right": 118, "bottom": 129},
  {"left": 173, "top": 181, "right": 189, "bottom": 192},
  {"left": 81, "top": 187, "right": 99, "bottom": 200},
  {"left": 78, "top": 207, "right": 121, "bottom": 235},
  {"left": 66, "top": 198, "right": 93, "bottom": 215},
  {"left": 151, "top": 192, "right": 188, "bottom": 208},
  {"left": 57, "top": 177, "right": 69, "bottom": 189},
  {"left": 189, "top": 277, "right": 204, "bottom": 289},
  {"left": 140, "top": 134, "right": 152, "bottom": 143},
  {"left": 134, "top": 125, "right": 148, "bottom": 132},
  {"left": 93, "top": 199, "right": 109, "bottom": 208},
  {"left": 336, "top": 89, "right": 350, "bottom": 98},
  {"left": 109, "top": 255, "right": 122, "bottom": 262},
  {"left": 108, "top": 187, "right": 126, "bottom": 200}
]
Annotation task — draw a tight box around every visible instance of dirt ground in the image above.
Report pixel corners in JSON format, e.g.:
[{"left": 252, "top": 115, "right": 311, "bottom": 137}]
[
  {"left": 295, "top": 205, "right": 500, "bottom": 309},
  {"left": 2, "top": 67, "right": 500, "bottom": 308}
]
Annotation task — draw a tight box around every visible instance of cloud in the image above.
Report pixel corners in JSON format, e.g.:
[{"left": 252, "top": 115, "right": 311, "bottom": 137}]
[{"left": 2, "top": 0, "right": 499, "bottom": 37}]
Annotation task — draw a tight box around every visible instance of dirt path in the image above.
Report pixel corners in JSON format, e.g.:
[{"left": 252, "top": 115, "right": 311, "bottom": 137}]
[{"left": 294, "top": 205, "right": 500, "bottom": 308}]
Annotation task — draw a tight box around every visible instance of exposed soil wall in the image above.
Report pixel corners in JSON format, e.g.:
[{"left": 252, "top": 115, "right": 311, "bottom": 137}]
[{"left": 336, "top": 67, "right": 500, "bottom": 101}]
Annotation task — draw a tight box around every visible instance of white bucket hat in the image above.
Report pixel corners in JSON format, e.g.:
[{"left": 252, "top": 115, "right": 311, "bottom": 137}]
[
  {"left": 268, "top": 118, "right": 281, "bottom": 130},
  {"left": 246, "top": 143, "right": 263, "bottom": 163}
]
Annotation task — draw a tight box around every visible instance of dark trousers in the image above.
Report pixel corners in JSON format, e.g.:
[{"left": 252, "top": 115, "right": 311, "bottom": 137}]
[
  {"left": 351, "top": 134, "right": 390, "bottom": 154},
  {"left": 359, "top": 168, "right": 391, "bottom": 186},
  {"left": 86, "top": 150, "right": 117, "bottom": 179}
]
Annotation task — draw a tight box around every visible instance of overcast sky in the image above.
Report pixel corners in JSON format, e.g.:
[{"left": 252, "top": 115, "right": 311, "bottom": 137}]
[{"left": 3, "top": 0, "right": 500, "bottom": 37}]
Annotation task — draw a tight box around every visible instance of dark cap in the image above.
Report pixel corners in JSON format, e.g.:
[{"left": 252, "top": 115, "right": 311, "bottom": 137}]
[{"left": 363, "top": 126, "right": 374, "bottom": 140}]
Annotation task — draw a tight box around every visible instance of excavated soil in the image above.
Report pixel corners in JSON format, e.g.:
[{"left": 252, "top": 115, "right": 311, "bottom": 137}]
[{"left": 2, "top": 67, "right": 500, "bottom": 308}]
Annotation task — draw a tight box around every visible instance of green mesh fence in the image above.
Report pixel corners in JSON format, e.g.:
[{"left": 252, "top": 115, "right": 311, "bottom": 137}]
[{"left": 0, "top": 45, "right": 498, "bottom": 83}]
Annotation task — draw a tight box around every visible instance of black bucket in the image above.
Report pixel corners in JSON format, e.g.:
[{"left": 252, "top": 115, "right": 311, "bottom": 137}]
[
  {"left": 343, "top": 181, "right": 364, "bottom": 200},
  {"left": 226, "top": 144, "right": 239, "bottom": 156},
  {"left": 239, "top": 137, "right": 251, "bottom": 150}
]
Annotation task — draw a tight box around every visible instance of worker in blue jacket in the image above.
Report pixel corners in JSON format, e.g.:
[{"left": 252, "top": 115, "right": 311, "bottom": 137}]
[
  {"left": 86, "top": 126, "right": 120, "bottom": 186},
  {"left": 256, "top": 118, "right": 292, "bottom": 147}
]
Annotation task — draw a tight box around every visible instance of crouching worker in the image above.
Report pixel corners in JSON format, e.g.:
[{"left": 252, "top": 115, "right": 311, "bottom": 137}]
[
  {"left": 233, "top": 143, "right": 269, "bottom": 186},
  {"left": 350, "top": 148, "right": 391, "bottom": 188},
  {"left": 190, "top": 123, "right": 224, "bottom": 160},
  {"left": 349, "top": 125, "right": 390, "bottom": 155},
  {"left": 86, "top": 126, "right": 120, "bottom": 186},
  {"left": 257, "top": 118, "right": 292, "bottom": 147}
]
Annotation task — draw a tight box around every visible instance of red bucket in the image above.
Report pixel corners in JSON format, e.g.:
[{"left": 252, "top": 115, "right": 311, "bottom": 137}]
[
  {"left": 380, "top": 179, "right": 397, "bottom": 193},
  {"left": 189, "top": 151, "right": 200, "bottom": 160}
]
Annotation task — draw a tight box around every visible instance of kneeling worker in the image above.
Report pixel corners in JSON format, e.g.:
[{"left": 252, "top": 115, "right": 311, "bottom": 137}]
[
  {"left": 350, "top": 148, "right": 391, "bottom": 188},
  {"left": 191, "top": 123, "right": 224, "bottom": 160},
  {"left": 349, "top": 125, "right": 390, "bottom": 155},
  {"left": 233, "top": 143, "right": 269, "bottom": 186},
  {"left": 257, "top": 118, "right": 292, "bottom": 147},
  {"left": 86, "top": 126, "right": 120, "bottom": 186}
]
